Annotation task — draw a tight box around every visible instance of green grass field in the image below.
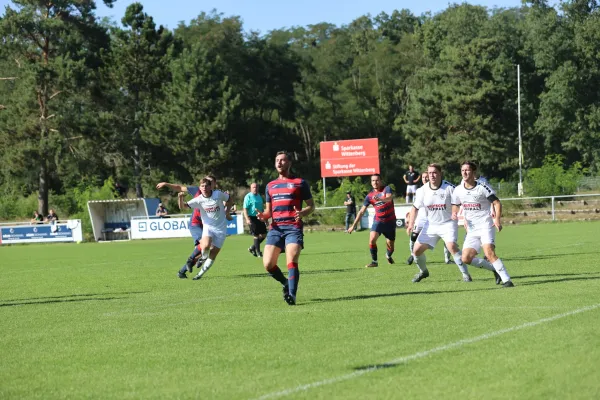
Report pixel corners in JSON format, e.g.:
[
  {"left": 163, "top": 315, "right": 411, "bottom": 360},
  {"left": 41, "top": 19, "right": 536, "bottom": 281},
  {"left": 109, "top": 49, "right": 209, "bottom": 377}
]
[{"left": 1, "top": 222, "right": 600, "bottom": 399}]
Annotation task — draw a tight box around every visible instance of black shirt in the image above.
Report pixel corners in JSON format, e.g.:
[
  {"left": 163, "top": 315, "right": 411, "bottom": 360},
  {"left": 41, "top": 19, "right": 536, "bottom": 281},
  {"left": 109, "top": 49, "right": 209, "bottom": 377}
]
[
  {"left": 404, "top": 170, "right": 419, "bottom": 185},
  {"left": 345, "top": 196, "right": 356, "bottom": 214}
]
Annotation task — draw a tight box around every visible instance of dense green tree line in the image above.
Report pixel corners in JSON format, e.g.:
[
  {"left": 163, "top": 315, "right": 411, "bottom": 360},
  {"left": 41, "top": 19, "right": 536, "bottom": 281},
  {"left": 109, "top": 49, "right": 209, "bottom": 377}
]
[{"left": 1, "top": 1, "right": 599, "bottom": 214}]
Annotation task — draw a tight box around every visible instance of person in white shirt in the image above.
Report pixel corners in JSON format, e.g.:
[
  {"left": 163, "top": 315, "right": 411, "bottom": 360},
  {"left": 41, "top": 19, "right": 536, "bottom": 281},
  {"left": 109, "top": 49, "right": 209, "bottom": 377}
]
[
  {"left": 406, "top": 163, "right": 471, "bottom": 282},
  {"left": 451, "top": 161, "right": 514, "bottom": 287},
  {"left": 406, "top": 171, "right": 452, "bottom": 265},
  {"left": 185, "top": 178, "right": 234, "bottom": 281}
]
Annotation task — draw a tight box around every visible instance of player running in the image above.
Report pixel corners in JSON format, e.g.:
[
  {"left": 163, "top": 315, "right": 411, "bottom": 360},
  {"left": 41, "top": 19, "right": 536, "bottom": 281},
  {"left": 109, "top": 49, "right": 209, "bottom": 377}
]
[
  {"left": 451, "top": 161, "right": 514, "bottom": 287},
  {"left": 348, "top": 174, "right": 397, "bottom": 268},
  {"left": 406, "top": 163, "right": 471, "bottom": 282},
  {"left": 406, "top": 171, "right": 452, "bottom": 265},
  {"left": 182, "top": 178, "right": 234, "bottom": 280},
  {"left": 257, "top": 151, "right": 315, "bottom": 305}
]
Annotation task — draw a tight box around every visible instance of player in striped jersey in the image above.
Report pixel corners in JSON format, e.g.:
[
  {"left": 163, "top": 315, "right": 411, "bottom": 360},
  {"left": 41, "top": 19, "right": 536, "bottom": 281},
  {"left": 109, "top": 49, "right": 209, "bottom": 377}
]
[
  {"left": 347, "top": 174, "right": 397, "bottom": 268},
  {"left": 256, "top": 151, "right": 315, "bottom": 305},
  {"left": 451, "top": 161, "right": 514, "bottom": 287},
  {"left": 406, "top": 163, "right": 471, "bottom": 282}
]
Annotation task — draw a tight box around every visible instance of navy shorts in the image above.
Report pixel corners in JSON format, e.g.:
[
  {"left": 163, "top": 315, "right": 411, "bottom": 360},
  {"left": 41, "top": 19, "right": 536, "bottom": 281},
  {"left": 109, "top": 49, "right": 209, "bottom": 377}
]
[
  {"left": 371, "top": 221, "right": 396, "bottom": 241},
  {"left": 266, "top": 225, "right": 304, "bottom": 251}
]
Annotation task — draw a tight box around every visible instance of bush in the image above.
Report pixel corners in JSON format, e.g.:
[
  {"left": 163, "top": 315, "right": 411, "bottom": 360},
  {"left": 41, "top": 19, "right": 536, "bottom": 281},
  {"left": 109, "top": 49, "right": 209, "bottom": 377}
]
[{"left": 525, "top": 155, "right": 587, "bottom": 197}]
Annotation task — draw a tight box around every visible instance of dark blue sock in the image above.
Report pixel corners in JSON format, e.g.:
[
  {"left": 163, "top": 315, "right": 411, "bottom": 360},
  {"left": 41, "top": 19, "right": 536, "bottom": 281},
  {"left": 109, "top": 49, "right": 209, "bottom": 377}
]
[
  {"left": 287, "top": 263, "right": 299, "bottom": 297},
  {"left": 386, "top": 247, "right": 394, "bottom": 258},
  {"left": 268, "top": 266, "right": 288, "bottom": 286},
  {"left": 188, "top": 245, "right": 202, "bottom": 261},
  {"left": 369, "top": 245, "right": 378, "bottom": 262},
  {"left": 179, "top": 264, "right": 188, "bottom": 274}
]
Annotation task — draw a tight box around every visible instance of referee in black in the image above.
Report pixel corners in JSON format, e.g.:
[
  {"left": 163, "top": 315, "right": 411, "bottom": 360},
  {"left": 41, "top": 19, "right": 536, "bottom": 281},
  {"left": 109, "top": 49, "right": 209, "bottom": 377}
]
[{"left": 243, "top": 182, "right": 267, "bottom": 257}]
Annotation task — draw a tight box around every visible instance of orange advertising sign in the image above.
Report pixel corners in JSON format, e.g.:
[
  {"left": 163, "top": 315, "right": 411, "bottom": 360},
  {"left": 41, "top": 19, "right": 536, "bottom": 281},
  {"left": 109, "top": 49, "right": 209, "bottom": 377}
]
[{"left": 320, "top": 138, "right": 380, "bottom": 178}]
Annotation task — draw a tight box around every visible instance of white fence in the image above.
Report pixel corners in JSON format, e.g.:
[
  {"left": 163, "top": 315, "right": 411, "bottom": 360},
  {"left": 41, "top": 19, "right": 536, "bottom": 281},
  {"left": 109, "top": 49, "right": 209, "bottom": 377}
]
[{"left": 500, "top": 193, "right": 600, "bottom": 222}]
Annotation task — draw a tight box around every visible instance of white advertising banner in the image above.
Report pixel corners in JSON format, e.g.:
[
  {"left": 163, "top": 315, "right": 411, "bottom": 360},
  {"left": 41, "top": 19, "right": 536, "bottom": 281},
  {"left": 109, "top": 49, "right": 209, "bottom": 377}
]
[
  {"left": 366, "top": 205, "right": 413, "bottom": 229},
  {"left": 130, "top": 215, "right": 244, "bottom": 240}
]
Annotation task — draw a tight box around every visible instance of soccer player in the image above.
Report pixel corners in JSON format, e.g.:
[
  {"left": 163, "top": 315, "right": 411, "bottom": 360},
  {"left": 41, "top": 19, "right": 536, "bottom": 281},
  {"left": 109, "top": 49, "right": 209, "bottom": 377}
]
[
  {"left": 205, "top": 175, "right": 233, "bottom": 221},
  {"left": 243, "top": 182, "right": 267, "bottom": 257},
  {"left": 156, "top": 180, "right": 206, "bottom": 277},
  {"left": 184, "top": 178, "right": 233, "bottom": 280},
  {"left": 406, "top": 172, "right": 452, "bottom": 265},
  {"left": 347, "top": 174, "right": 397, "bottom": 268},
  {"left": 406, "top": 163, "right": 471, "bottom": 282},
  {"left": 451, "top": 161, "right": 514, "bottom": 287},
  {"left": 256, "top": 151, "right": 315, "bottom": 306},
  {"left": 403, "top": 165, "right": 421, "bottom": 203}
]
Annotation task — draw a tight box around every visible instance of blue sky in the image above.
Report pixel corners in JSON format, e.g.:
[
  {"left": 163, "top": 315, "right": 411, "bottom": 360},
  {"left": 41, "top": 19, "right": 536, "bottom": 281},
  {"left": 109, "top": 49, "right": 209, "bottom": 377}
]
[{"left": 1, "top": 0, "right": 524, "bottom": 32}]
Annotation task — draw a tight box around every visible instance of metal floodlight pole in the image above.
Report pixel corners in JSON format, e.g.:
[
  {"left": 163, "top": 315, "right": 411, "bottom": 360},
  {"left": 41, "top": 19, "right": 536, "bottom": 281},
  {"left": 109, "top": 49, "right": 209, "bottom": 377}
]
[{"left": 517, "top": 64, "right": 524, "bottom": 196}]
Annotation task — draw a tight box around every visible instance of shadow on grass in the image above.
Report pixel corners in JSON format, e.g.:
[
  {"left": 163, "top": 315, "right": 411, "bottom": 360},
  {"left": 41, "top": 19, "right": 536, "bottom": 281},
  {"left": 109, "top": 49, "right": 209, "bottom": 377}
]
[
  {"left": 306, "top": 272, "right": 600, "bottom": 304},
  {"left": 307, "top": 287, "right": 498, "bottom": 304},
  {"left": 513, "top": 272, "right": 600, "bottom": 279},
  {"left": 224, "top": 268, "right": 356, "bottom": 280},
  {"left": 354, "top": 363, "right": 400, "bottom": 372},
  {"left": 504, "top": 250, "right": 600, "bottom": 261},
  {"left": 0, "top": 291, "right": 149, "bottom": 303},
  {"left": 0, "top": 296, "right": 127, "bottom": 307},
  {"left": 518, "top": 275, "right": 600, "bottom": 286}
]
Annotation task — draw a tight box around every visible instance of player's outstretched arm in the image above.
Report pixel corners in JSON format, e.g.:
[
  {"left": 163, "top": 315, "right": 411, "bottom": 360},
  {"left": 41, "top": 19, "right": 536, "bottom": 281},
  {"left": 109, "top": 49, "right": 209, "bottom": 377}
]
[
  {"left": 348, "top": 205, "right": 367, "bottom": 234},
  {"left": 156, "top": 182, "right": 188, "bottom": 192}
]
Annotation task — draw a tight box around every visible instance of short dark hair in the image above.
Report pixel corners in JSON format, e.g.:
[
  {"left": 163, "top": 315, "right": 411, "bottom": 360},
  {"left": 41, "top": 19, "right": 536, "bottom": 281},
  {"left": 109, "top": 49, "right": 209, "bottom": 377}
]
[
  {"left": 276, "top": 151, "right": 292, "bottom": 162},
  {"left": 461, "top": 161, "right": 478, "bottom": 171},
  {"left": 200, "top": 178, "right": 212, "bottom": 186},
  {"left": 371, "top": 173, "right": 382, "bottom": 179}
]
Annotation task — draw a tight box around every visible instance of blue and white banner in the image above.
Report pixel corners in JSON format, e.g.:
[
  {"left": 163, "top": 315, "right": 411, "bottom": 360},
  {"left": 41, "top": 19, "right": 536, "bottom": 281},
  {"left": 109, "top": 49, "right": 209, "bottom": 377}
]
[
  {"left": 0, "top": 220, "right": 83, "bottom": 245},
  {"left": 130, "top": 215, "right": 244, "bottom": 240}
]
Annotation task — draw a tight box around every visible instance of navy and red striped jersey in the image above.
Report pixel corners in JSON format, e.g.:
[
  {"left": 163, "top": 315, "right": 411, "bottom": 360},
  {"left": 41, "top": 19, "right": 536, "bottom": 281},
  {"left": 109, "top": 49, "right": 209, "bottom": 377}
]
[
  {"left": 363, "top": 186, "right": 396, "bottom": 223},
  {"left": 265, "top": 177, "right": 312, "bottom": 228},
  {"left": 187, "top": 186, "right": 203, "bottom": 227}
]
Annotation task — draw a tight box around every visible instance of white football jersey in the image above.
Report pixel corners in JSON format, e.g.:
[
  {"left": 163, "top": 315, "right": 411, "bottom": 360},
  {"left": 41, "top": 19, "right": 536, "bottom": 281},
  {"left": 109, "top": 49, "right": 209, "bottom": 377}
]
[
  {"left": 187, "top": 189, "right": 230, "bottom": 231},
  {"left": 413, "top": 186, "right": 428, "bottom": 229},
  {"left": 451, "top": 181, "right": 496, "bottom": 230},
  {"left": 413, "top": 180, "right": 455, "bottom": 225}
]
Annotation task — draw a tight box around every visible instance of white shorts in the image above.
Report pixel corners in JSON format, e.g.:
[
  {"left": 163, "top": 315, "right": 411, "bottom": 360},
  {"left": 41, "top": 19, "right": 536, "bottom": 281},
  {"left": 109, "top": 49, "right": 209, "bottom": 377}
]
[
  {"left": 413, "top": 216, "right": 427, "bottom": 233},
  {"left": 406, "top": 185, "right": 417, "bottom": 194},
  {"left": 417, "top": 220, "right": 458, "bottom": 249},
  {"left": 202, "top": 226, "right": 227, "bottom": 249},
  {"left": 462, "top": 226, "right": 496, "bottom": 253}
]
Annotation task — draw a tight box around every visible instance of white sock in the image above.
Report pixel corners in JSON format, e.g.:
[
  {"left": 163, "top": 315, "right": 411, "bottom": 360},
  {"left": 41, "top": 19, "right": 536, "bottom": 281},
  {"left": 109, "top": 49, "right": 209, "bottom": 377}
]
[
  {"left": 197, "top": 258, "right": 214, "bottom": 277},
  {"left": 492, "top": 259, "right": 511, "bottom": 282},
  {"left": 409, "top": 240, "right": 414, "bottom": 253},
  {"left": 444, "top": 246, "right": 451, "bottom": 262},
  {"left": 471, "top": 257, "right": 495, "bottom": 271},
  {"left": 453, "top": 250, "right": 469, "bottom": 275},
  {"left": 415, "top": 254, "right": 428, "bottom": 273},
  {"left": 201, "top": 248, "right": 209, "bottom": 259}
]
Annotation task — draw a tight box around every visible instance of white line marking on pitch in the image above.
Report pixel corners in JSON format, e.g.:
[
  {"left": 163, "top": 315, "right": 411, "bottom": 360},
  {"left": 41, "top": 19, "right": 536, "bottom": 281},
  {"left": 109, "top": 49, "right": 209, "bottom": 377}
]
[{"left": 254, "top": 303, "right": 600, "bottom": 400}]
